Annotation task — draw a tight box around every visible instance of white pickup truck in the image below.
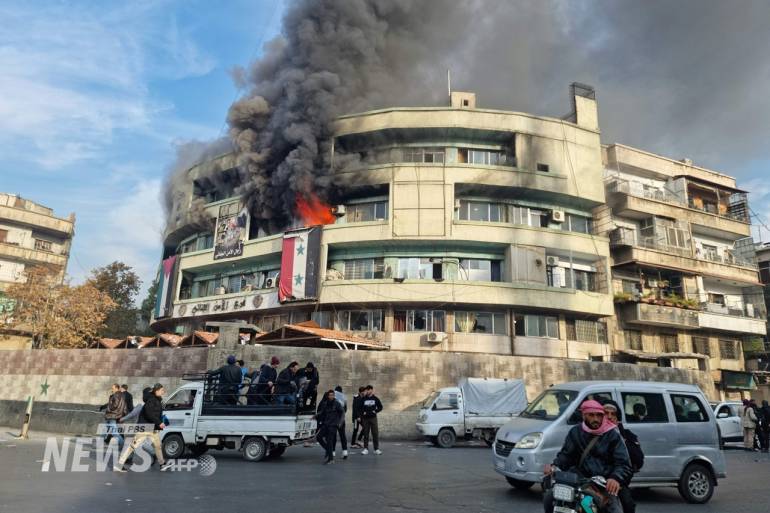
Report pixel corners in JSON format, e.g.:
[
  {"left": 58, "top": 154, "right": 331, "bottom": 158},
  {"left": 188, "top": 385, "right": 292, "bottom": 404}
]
[
  {"left": 160, "top": 379, "right": 316, "bottom": 462},
  {"left": 416, "top": 378, "right": 527, "bottom": 448}
]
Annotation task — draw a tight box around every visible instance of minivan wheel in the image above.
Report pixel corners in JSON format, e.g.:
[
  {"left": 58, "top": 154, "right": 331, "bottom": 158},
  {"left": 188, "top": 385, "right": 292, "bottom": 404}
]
[
  {"left": 162, "top": 434, "right": 185, "bottom": 459},
  {"left": 678, "top": 463, "right": 714, "bottom": 504},
  {"left": 505, "top": 477, "right": 534, "bottom": 490},
  {"left": 242, "top": 437, "right": 267, "bottom": 462},
  {"left": 436, "top": 428, "right": 456, "bottom": 448}
]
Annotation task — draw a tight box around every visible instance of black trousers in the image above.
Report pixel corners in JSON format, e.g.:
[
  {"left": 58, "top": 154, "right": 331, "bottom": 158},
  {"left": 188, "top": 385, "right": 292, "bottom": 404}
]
[
  {"left": 318, "top": 424, "right": 338, "bottom": 460},
  {"left": 361, "top": 416, "right": 379, "bottom": 450},
  {"left": 337, "top": 421, "right": 348, "bottom": 451},
  {"left": 351, "top": 419, "right": 360, "bottom": 443}
]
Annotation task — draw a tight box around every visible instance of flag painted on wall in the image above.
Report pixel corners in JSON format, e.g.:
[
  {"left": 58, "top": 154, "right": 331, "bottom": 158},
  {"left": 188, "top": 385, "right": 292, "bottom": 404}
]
[
  {"left": 154, "top": 255, "right": 179, "bottom": 319},
  {"left": 279, "top": 226, "right": 321, "bottom": 303}
]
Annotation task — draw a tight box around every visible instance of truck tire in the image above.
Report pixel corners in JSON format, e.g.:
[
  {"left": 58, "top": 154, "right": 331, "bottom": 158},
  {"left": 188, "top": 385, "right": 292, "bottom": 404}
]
[
  {"left": 436, "top": 428, "right": 456, "bottom": 448},
  {"left": 506, "top": 477, "right": 534, "bottom": 490},
  {"left": 678, "top": 463, "right": 715, "bottom": 504},
  {"left": 162, "top": 434, "right": 185, "bottom": 460},
  {"left": 242, "top": 437, "right": 267, "bottom": 462}
]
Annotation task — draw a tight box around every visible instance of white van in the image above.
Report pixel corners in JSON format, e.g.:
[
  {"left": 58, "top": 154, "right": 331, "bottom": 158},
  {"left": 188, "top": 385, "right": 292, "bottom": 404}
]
[{"left": 493, "top": 381, "right": 725, "bottom": 504}]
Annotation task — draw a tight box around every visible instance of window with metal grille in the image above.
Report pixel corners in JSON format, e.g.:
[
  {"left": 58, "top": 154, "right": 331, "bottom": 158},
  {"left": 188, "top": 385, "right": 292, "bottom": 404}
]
[
  {"left": 719, "top": 339, "right": 738, "bottom": 359},
  {"left": 662, "top": 334, "right": 679, "bottom": 353},
  {"left": 34, "top": 239, "right": 53, "bottom": 252},
  {"left": 565, "top": 319, "right": 607, "bottom": 344},
  {"left": 693, "top": 336, "right": 711, "bottom": 356},
  {"left": 625, "top": 330, "right": 643, "bottom": 351},
  {"left": 343, "top": 258, "right": 384, "bottom": 280}
]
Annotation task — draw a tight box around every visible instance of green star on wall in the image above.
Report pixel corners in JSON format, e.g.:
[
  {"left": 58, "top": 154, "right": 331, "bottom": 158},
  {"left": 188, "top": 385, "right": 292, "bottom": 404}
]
[
  {"left": 40, "top": 378, "right": 50, "bottom": 397},
  {"left": 296, "top": 243, "right": 305, "bottom": 255},
  {"left": 294, "top": 273, "right": 304, "bottom": 286}
]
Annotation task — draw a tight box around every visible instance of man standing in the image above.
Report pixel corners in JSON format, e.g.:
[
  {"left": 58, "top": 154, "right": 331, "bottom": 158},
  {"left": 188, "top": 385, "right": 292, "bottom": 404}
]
[
  {"left": 250, "top": 356, "right": 279, "bottom": 404},
  {"left": 114, "top": 383, "right": 172, "bottom": 472},
  {"left": 360, "top": 385, "right": 383, "bottom": 455},
  {"left": 100, "top": 383, "right": 127, "bottom": 450},
  {"left": 351, "top": 386, "right": 365, "bottom": 448},
  {"left": 207, "top": 355, "right": 243, "bottom": 405},
  {"left": 316, "top": 390, "right": 345, "bottom": 465},
  {"left": 121, "top": 384, "right": 134, "bottom": 413},
  {"left": 301, "top": 362, "right": 320, "bottom": 408},
  {"left": 543, "top": 400, "right": 631, "bottom": 513},
  {"left": 334, "top": 385, "right": 349, "bottom": 459},
  {"left": 760, "top": 400, "right": 770, "bottom": 453},
  {"left": 603, "top": 400, "right": 643, "bottom": 513},
  {"left": 742, "top": 399, "right": 758, "bottom": 451},
  {"left": 275, "top": 361, "right": 300, "bottom": 405}
]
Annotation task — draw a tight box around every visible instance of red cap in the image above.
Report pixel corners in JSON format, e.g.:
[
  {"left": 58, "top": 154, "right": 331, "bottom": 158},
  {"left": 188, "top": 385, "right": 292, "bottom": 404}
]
[{"left": 271, "top": 356, "right": 280, "bottom": 365}]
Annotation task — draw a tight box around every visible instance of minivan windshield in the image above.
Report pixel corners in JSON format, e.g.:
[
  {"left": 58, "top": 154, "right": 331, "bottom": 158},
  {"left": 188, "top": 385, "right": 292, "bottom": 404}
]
[
  {"left": 520, "top": 389, "right": 579, "bottom": 421},
  {"left": 422, "top": 391, "right": 440, "bottom": 409}
]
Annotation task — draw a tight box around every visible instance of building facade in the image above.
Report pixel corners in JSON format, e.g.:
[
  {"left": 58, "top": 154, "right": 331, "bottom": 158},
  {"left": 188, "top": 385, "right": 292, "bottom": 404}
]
[
  {"left": 151, "top": 85, "right": 765, "bottom": 397},
  {"left": 0, "top": 193, "right": 74, "bottom": 292}
]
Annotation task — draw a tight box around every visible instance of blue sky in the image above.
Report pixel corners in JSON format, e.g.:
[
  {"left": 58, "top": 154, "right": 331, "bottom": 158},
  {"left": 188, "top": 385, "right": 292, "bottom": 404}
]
[{"left": 1, "top": 0, "right": 286, "bottom": 299}]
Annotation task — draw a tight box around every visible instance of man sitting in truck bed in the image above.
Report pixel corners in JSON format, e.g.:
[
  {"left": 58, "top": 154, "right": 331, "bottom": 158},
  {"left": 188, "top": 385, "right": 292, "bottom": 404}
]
[
  {"left": 275, "top": 362, "right": 300, "bottom": 405},
  {"left": 249, "top": 356, "right": 280, "bottom": 405}
]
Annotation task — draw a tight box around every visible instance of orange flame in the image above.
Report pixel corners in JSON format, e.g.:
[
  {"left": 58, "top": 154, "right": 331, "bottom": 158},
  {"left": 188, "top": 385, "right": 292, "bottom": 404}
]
[{"left": 295, "top": 193, "right": 336, "bottom": 226}]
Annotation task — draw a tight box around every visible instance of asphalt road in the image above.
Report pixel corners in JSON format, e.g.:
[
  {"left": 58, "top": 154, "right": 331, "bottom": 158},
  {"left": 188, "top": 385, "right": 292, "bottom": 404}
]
[{"left": 1, "top": 431, "right": 768, "bottom": 513}]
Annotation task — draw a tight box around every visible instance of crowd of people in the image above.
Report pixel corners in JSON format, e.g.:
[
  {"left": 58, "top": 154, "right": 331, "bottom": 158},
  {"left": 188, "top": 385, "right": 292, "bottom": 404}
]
[{"left": 741, "top": 397, "right": 770, "bottom": 452}]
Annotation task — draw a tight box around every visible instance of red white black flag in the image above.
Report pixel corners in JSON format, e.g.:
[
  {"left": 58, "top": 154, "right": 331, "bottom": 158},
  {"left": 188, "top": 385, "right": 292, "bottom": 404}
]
[{"left": 279, "top": 226, "right": 321, "bottom": 303}]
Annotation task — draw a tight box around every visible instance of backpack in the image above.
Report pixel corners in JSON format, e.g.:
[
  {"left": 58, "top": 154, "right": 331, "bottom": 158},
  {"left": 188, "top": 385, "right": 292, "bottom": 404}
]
[{"left": 623, "top": 427, "right": 645, "bottom": 471}]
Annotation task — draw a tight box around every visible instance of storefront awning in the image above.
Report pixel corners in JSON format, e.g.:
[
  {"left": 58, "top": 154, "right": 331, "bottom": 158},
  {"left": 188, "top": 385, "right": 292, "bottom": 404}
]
[{"left": 721, "top": 370, "right": 756, "bottom": 390}]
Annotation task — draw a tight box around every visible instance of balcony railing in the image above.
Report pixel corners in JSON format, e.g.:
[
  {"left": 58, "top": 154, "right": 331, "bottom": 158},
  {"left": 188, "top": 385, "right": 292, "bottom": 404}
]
[
  {"left": 622, "top": 301, "right": 700, "bottom": 329},
  {"left": 697, "top": 250, "right": 756, "bottom": 269},
  {"left": 702, "top": 301, "right": 766, "bottom": 319},
  {"left": 606, "top": 179, "right": 686, "bottom": 207}
]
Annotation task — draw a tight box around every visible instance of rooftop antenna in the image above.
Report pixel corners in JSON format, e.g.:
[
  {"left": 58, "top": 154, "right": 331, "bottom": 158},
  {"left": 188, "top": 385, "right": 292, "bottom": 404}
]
[{"left": 447, "top": 69, "right": 452, "bottom": 105}]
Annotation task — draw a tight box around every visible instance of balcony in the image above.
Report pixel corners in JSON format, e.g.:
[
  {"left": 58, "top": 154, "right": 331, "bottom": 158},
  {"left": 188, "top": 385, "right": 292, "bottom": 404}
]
[
  {"left": 605, "top": 179, "right": 750, "bottom": 239},
  {"left": 697, "top": 302, "right": 767, "bottom": 335},
  {"left": 0, "top": 205, "right": 74, "bottom": 236},
  {"left": 619, "top": 301, "right": 700, "bottom": 330},
  {"left": 0, "top": 242, "right": 68, "bottom": 267},
  {"left": 610, "top": 229, "right": 760, "bottom": 284}
]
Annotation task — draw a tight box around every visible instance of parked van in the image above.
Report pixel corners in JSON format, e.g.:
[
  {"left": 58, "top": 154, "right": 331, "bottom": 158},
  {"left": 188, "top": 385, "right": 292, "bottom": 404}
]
[{"left": 493, "top": 381, "right": 725, "bottom": 504}]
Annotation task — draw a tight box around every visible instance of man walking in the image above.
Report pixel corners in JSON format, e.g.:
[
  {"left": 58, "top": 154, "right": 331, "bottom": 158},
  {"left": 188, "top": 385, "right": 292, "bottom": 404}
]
[
  {"left": 114, "top": 384, "right": 172, "bottom": 472},
  {"left": 742, "top": 399, "right": 758, "bottom": 451},
  {"left": 334, "top": 385, "right": 349, "bottom": 459},
  {"left": 100, "top": 383, "right": 127, "bottom": 450},
  {"left": 760, "top": 400, "right": 770, "bottom": 453},
  {"left": 351, "top": 386, "right": 365, "bottom": 448},
  {"left": 275, "top": 361, "right": 300, "bottom": 405},
  {"left": 316, "top": 390, "right": 345, "bottom": 465},
  {"left": 360, "top": 385, "right": 383, "bottom": 455},
  {"left": 121, "top": 384, "right": 134, "bottom": 412}
]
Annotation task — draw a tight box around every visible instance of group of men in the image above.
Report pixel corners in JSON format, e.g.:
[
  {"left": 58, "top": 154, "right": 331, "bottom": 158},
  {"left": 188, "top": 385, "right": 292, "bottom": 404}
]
[
  {"left": 544, "top": 398, "right": 644, "bottom": 513},
  {"left": 100, "top": 382, "right": 171, "bottom": 472},
  {"left": 315, "top": 385, "right": 384, "bottom": 464},
  {"left": 742, "top": 398, "right": 770, "bottom": 451},
  {"left": 207, "top": 355, "right": 320, "bottom": 407}
]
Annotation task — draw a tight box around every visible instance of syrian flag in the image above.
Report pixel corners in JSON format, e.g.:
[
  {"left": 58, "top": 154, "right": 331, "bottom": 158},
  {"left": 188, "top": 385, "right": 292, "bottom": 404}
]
[
  {"left": 279, "top": 226, "right": 321, "bottom": 303},
  {"left": 155, "top": 255, "right": 178, "bottom": 318}
]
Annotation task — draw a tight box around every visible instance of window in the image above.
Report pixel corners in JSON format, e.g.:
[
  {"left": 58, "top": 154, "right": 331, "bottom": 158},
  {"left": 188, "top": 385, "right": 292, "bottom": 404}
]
[
  {"left": 716, "top": 405, "right": 734, "bottom": 418},
  {"left": 0, "top": 229, "right": 7, "bottom": 243},
  {"left": 719, "top": 339, "right": 738, "bottom": 359},
  {"left": 566, "top": 214, "right": 592, "bottom": 234},
  {"left": 393, "top": 310, "right": 445, "bottom": 332},
  {"left": 671, "top": 394, "right": 709, "bottom": 422},
  {"left": 662, "top": 334, "right": 679, "bottom": 353},
  {"left": 433, "top": 392, "right": 459, "bottom": 410},
  {"left": 459, "top": 148, "right": 513, "bottom": 166},
  {"left": 343, "top": 258, "right": 384, "bottom": 280},
  {"left": 622, "top": 392, "right": 669, "bottom": 423},
  {"left": 456, "top": 200, "right": 506, "bottom": 222},
  {"left": 336, "top": 310, "right": 383, "bottom": 331},
  {"left": 707, "top": 293, "right": 725, "bottom": 305},
  {"left": 34, "top": 239, "right": 52, "bottom": 252},
  {"left": 702, "top": 244, "right": 719, "bottom": 261},
  {"left": 566, "top": 319, "right": 607, "bottom": 344},
  {"left": 515, "top": 314, "right": 558, "bottom": 339},
  {"left": 536, "top": 163, "right": 550, "bottom": 172},
  {"left": 311, "top": 311, "right": 333, "bottom": 328},
  {"left": 567, "top": 269, "right": 597, "bottom": 292},
  {"left": 759, "top": 261, "right": 770, "bottom": 284},
  {"left": 345, "top": 201, "right": 388, "bottom": 222},
  {"left": 179, "top": 233, "right": 213, "bottom": 254},
  {"left": 521, "top": 389, "right": 578, "bottom": 421},
  {"left": 259, "top": 314, "right": 289, "bottom": 332},
  {"left": 568, "top": 392, "right": 614, "bottom": 424},
  {"left": 458, "top": 259, "right": 502, "bottom": 282},
  {"left": 626, "top": 330, "right": 643, "bottom": 351},
  {"left": 396, "top": 258, "right": 442, "bottom": 280},
  {"left": 228, "top": 275, "right": 242, "bottom": 294},
  {"left": 164, "top": 389, "right": 197, "bottom": 411},
  {"left": 403, "top": 147, "right": 444, "bottom": 163},
  {"left": 529, "top": 209, "right": 549, "bottom": 228},
  {"left": 455, "top": 311, "right": 506, "bottom": 335},
  {"left": 693, "top": 336, "right": 711, "bottom": 356}
]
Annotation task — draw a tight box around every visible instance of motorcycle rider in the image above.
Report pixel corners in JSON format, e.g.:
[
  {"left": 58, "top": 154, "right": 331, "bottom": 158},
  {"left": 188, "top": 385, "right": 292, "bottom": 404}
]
[
  {"left": 603, "top": 400, "right": 643, "bottom": 513},
  {"left": 543, "top": 400, "right": 632, "bottom": 513}
]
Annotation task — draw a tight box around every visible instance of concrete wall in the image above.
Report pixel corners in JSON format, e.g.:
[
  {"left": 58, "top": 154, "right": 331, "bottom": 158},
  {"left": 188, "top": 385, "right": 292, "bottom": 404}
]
[{"left": 0, "top": 347, "right": 715, "bottom": 439}]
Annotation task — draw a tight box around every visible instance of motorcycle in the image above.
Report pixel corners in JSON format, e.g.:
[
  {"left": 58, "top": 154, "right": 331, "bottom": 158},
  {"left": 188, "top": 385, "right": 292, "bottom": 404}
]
[{"left": 544, "top": 470, "right": 611, "bottom": 513}]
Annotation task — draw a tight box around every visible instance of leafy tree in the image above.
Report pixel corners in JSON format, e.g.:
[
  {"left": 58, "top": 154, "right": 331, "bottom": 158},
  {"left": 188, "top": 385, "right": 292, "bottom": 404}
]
[
  {"left": 6, "top": 266, "right": 116, "bottom": 348},
  {"left": 139, "top": 278, "right": 159, "bottom": 334},
  {"left": 88, "top": 261, "right": 142, "bottom": 338}
]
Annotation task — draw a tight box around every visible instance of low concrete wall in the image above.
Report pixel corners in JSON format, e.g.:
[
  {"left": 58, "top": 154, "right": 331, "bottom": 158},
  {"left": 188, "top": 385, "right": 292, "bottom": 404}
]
[{"left": 0, "top": 347, "right": 716, "bottom": 438}]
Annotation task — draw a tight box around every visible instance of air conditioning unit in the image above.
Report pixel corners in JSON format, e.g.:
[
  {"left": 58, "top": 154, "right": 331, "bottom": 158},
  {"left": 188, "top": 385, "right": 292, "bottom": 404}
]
[
  {"left": 214, "top": 286, "right": 226, "bottom": 295},
  {"left": 264, "top": 278, "right": 274, "bottom": 288},
  {"left": 546, "top": 256, "right": 559, "bottom": 266},
  {"left": 550, "top": 210, "right": 566, "bottom": 223},
  {"left": 331, "top": 205, "right": 346, "bottom": 217},
  {"left": 427, "top": 331, "right": 448, "bottom": 343}
]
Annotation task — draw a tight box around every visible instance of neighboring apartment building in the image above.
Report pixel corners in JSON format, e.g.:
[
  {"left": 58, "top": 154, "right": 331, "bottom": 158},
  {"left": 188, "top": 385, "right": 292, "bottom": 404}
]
[
  {"left": 600, "top": 146, "right": 764, "bottom": 397},
  {"left": 153, "top": 85, "right": 615, "bottom": 359},
  {"left": 0, "top": 193, "right": 74, "bottom": 291}
]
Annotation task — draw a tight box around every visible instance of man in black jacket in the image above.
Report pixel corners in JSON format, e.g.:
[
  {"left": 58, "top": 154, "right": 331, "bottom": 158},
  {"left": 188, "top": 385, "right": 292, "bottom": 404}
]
[
  {"left": 760, "top": 400, "right": 770, "bottom": 453},
  {"left": 301, "top": 362, "right": 320, "bottom": 407},
  {"left": 275, "top": 362, "right": 300, "bottom": 405},
  {"left": 121, "top": 384, "right": 134, "bottom": 412},
  {"left": 100, "top": 383, "right": 127, "bottom": 450},
  {"left": 208, "top": 355, "right": 242, "bottom": 405},
  {"left": 115, "top": 383, "right": 172, "bottom": 472},
  {"left": 351, "top": 386, "right": 366, "bottom": 448},
  {"left": 316, "top": 390, "right": 345, "bottom": 464},
  {"left": 603, "top": 400, "right": 642, "bottom": 513},
  {"left": 543, "top": 400, "right": 631, "bottom": 513},
  {"left": 360, "top": 385, "right": 383, "bottom": 455},
  {"left": 250, "top": 356, "right": 280, "bottom": 404}
]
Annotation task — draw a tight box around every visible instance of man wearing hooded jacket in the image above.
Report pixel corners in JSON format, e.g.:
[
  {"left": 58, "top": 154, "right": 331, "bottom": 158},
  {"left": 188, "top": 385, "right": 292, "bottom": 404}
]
[{"left": 543, "top": 400, "right": 632, "bottom": 513}]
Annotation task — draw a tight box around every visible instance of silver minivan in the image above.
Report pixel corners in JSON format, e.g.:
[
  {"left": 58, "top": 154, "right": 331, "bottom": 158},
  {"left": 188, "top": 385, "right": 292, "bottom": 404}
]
[{"left": 493, "top": 381, "right": 726, "bottom": 504}]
